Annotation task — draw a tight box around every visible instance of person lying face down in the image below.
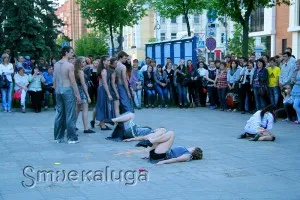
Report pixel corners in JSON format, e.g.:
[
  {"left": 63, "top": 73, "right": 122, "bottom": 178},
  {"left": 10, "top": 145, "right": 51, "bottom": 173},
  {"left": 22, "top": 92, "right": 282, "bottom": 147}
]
[{"left": 124, "top": 130, "right": 203, "bottom": 165}]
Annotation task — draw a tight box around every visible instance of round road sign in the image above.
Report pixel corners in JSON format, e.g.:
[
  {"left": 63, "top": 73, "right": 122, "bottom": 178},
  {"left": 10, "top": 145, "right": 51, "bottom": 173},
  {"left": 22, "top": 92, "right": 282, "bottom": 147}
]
[{"left": 206, "top": 37, "right": 216, "bottom": 51}]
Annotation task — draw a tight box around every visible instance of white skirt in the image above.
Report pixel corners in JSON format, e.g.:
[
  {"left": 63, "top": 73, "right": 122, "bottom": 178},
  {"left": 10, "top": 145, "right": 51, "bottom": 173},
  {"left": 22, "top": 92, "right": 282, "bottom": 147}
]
[{"left": 244, "top": 124, "right": 260, "bottom": 134}]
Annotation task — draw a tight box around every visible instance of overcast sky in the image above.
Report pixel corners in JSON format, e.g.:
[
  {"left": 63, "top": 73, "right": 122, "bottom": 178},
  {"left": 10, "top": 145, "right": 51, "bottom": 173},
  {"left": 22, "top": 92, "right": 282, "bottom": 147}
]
[{"left": 58, "top": 0, "right": 65, "bottom": 5}]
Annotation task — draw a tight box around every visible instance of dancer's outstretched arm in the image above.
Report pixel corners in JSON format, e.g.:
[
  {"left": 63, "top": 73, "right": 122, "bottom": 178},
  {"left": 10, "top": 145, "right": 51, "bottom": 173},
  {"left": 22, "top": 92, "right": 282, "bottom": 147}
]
[{"left": 156, "top": 154, "right": 190, "bottom": 165}]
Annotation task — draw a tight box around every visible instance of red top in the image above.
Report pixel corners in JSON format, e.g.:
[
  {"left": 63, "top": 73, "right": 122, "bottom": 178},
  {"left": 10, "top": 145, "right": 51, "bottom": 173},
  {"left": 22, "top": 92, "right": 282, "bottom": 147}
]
[{"left": 216, "top": 71, "right": 228, "bottom": 88}]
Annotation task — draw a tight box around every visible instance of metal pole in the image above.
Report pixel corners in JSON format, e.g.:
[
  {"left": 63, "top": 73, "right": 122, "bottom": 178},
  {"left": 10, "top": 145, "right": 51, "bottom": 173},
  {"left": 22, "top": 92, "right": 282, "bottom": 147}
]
[{"left": 224, "top": 15, "right": 228, "bottom": 57}]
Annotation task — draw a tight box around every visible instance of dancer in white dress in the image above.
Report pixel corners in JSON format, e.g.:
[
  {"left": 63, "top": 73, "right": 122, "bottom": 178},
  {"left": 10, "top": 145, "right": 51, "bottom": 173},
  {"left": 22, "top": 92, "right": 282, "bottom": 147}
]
[{"left": 238, "top": 105, "right": 276, "bottom": 141}]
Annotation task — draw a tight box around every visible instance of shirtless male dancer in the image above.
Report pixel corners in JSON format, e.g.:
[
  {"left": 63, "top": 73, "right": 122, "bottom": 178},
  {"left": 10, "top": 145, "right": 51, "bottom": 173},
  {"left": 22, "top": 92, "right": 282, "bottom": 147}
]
[
  {"left": 53, "top": 46, "right": 81, "bottom": 144},
  {"left": 115, "top": 51, "right": 134, "bottom": 114}
]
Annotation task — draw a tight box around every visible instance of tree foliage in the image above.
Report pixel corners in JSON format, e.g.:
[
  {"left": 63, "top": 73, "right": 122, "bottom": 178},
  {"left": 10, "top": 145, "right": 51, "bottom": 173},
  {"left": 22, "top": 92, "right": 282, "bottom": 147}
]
[
  {"left": 228, "top": 24, "right": 254, "bottom": 57},
  {"left": 77, "top": 0, "right": 147, "bottom": 55},
  {"left": 1, "top": 0, "right": 65, "bottom": 59},
  {"left": 75, "top": 32, "right": 108, "bottom": 57},
  {"left": 208, "top": 0, "right": 290, "bottom": 58},
  {"left": 151, "top": 0, "right": 206, "bottom": 36}
]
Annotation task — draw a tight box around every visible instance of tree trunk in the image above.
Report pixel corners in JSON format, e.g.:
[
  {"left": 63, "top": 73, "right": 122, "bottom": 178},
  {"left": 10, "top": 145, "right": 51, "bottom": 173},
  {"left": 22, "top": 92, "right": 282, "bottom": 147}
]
[
  {"left": 109, "top": 24, "right": 115, "bottom": 56},
  {"left": 185, "top": 13, "right": 191, "bottom": 37},
  {"left": 242, "top": 16, "right": 250, "bottom": 58},
  {"left": 117, "top": 25, "right": 124, "bottom": 52}
]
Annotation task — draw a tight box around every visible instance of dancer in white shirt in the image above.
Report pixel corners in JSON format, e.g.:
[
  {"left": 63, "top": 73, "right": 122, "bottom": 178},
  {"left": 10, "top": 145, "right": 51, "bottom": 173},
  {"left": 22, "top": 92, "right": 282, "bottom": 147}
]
[{"left": 238, "top": 105, "right": 276, "bottom": 141}]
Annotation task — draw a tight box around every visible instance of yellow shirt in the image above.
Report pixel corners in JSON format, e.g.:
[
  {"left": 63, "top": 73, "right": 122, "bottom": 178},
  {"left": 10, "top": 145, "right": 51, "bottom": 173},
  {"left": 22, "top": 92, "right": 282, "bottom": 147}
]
[{"left": 267, "top": 66, "right": 281, "bottom": 87}]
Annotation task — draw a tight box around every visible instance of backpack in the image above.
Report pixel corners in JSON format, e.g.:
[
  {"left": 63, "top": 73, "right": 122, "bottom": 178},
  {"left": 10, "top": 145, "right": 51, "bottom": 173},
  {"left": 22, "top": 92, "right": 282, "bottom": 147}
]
[{"left": 0, "top": 73, "right": 9, "bottom": 89}]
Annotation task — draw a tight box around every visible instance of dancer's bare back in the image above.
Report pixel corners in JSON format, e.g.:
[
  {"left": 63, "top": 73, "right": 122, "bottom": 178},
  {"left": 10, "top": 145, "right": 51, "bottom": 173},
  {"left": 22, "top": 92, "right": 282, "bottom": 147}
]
[{"left": 54, "top": 61, "right": 73, "bottom": 88}]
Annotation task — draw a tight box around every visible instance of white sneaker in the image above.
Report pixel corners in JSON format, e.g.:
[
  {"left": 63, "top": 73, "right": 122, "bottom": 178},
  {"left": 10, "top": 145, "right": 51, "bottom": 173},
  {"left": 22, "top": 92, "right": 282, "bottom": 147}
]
[
  {"left": 68, "top": 140, "right": 79, "bottom": 144},
  {"left": 282, "top": 118, "right": 289, "bottom": 122}
]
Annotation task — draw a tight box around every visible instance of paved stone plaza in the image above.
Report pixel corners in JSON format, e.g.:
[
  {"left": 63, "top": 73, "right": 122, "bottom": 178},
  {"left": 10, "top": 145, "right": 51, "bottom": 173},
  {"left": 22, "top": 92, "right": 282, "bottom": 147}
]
[{"left": 0, "top": 107, "right": 299, "bottom": 200}]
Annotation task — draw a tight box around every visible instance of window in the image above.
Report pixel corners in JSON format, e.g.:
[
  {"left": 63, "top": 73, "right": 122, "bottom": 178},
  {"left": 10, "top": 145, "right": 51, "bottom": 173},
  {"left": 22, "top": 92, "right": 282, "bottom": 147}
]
[
  {"left": 194, "top": 14, "right": 200, "bottom": 24},
  {"left": 161, "top": 33, "right": 166, "bottom": 41},
  {"left": 250, "top": 7, "right": 264, "bottom": 32},
  {"left": 160, "top": 17, "right": 165, "bottom": 24},
  {"left": 182, "top": 16, "right": 186, "bottom": 23},
  {"left": 171, "top": 33, "right": 177, "bottom": 39},
  {"left": 221, "top": 33, "right": 225, "bottom": 43},
  {"left": 282, "top": 39, "right": 287, "bottom": 54},
  {"left": 171, "top": 17, "right": 177, "bottom": 23}
]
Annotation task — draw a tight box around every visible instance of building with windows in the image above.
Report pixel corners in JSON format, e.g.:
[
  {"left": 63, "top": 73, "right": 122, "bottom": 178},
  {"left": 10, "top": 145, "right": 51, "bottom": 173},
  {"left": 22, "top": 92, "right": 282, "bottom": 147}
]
[
  {"left": 249, "top": 7, "right": 276, "bottom": 57},
  {"left": 122, "top": 10, "right": 155, "bottom": 62},
  {"left": 250, "top": 1, "right": 300, "bottom": 59},
  {"left": 55, "top": 0, "right": 88, "bottom": 47},
  {"left": 288, "top": 0, "right": 300, "bottom": 58},
  {"left": 123, "top": 10, "right": 235, "bottom": 63}
]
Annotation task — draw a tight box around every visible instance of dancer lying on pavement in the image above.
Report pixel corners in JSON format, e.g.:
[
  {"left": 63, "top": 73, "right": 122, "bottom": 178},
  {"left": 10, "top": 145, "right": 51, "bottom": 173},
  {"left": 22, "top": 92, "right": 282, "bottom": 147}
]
[
  {"left": 238, "top": 104, "right": 276, "bottom": 141},
  {"left": 105, "top": 112, "right": 162, "bottom": 141},
  {"left": 125, "top": 131, "right": 203, "bottom": 165}
]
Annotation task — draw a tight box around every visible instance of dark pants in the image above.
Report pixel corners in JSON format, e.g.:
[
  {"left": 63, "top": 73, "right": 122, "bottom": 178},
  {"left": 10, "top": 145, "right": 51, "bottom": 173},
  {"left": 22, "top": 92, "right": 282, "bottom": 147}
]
[
  {"left": 44, "top": 87, "right": 56, "bottom": 107},
  {"left": 240, "top": 83, "right": 254, "bottom": 112},
  {"left": 89, "top": 84, "right": 98, "bottom": 105},
  {"left": 28, "top": 90, "right": 43, "bottom": 111},
  {"left": 54, "top": 87, "right": 78, "bottom": 141},
  {"left": 207, "top": 86, "right": 218, "bottom": 107},
  {"left": 187, "top": 81, "right": 199, "bottom": 104},
  {"left": 198, "top": 80, "right": 207, "bottom": 106},
  {"left": 276, "top": 103, "right": 297, "bottom": 121},
  {"left": 168, "top": 83, "right": 177, "bottom": 106},
  {"left": 218, "top": 87, "right": 227, "bottom": 109}
]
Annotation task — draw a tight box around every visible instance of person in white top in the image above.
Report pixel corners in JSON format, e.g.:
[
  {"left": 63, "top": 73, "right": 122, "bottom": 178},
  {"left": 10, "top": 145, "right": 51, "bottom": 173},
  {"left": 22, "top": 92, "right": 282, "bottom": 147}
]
[
  {"left": 14, "top": 67, "right": 29, "bottom": 113},
  {"left": 238, "top": 105, "right": 276, "bottom": 141},
  {"left": 0, "top": 53, "right": 14, "bottom": 112}
]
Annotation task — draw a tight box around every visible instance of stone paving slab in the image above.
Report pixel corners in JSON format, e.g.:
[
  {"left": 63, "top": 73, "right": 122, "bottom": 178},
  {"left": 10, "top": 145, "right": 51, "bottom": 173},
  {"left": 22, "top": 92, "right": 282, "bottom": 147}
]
[{"left": 0, "top": 107, "right": 300, "bottom": 200}]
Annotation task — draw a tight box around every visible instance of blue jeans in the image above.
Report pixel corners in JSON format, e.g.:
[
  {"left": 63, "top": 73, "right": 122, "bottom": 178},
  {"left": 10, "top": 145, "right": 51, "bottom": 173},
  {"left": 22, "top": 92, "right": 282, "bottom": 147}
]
[
  {"left": 145, "top": 89, "right": 156, "bottom": 105},
  {"left": 1, "top": 81, "right": 13, "bottom": 111},
  {"left": 253, "top": 87, "right": 266, "bottom": 110},
  {"left": 155, "top": 84, "right": 169, "bottom": 105},
  {"left": 293, "top": 97, "right": 300, "bottom": 121},
  {"left": 268, "top": 86, "right": 279, "bottom": 107},
  {"left": 177, "top": 85, "right": 187, "bottom": 105},
  {"left": 133, "top": 89, "right": 142, "bottom": 107}
]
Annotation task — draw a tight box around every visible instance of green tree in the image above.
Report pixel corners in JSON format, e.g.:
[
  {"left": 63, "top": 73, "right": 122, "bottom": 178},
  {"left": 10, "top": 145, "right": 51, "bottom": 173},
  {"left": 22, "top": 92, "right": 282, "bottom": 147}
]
[
  {"left": 1, "top": 0, "right": 66, "bottom": 59},
  {"left": 2, "top": 0, "right": 48, "bottom": 57},
  {"left": 209, "top": 0, "right": 290, "bottom": 58},
  {"left": 151, "top": 0, "right": 206, "bottom": 36},
  {"left": 35, "top": 0, "right": 65, "bottom": 58},
  {"left": 228, "top": 24, "right": 254, "bottom": 57},
  {"left": 75, "top": 32, "right": 108, "bottom": 57},
  {"left": 77, "top": 0, "right": 146, "bottom": 56}
]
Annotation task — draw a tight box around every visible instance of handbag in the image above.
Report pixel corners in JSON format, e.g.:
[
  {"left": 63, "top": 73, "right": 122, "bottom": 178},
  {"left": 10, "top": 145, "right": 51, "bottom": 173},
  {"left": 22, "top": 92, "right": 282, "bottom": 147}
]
[
  {"left": 13, "top": 90, "right": 22, "bottom": 100},
  {"left": 259, "top": 85, "right": 268, "bottom": 97},
  {"left": 0, "top": 73, "right": 9, "bottom": 89}
]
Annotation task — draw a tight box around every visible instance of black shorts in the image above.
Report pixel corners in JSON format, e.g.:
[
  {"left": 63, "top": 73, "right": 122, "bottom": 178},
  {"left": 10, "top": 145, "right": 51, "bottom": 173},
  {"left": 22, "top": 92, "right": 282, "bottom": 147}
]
[{"left": 149, "top": 149, "right": 167, "bottom": 161}]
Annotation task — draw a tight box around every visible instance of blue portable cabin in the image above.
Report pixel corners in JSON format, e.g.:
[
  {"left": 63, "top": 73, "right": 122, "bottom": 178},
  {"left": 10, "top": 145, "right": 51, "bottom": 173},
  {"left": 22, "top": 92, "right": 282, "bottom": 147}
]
[{"left": 145, "top": 36, "right": 198, "bottom": 67}]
